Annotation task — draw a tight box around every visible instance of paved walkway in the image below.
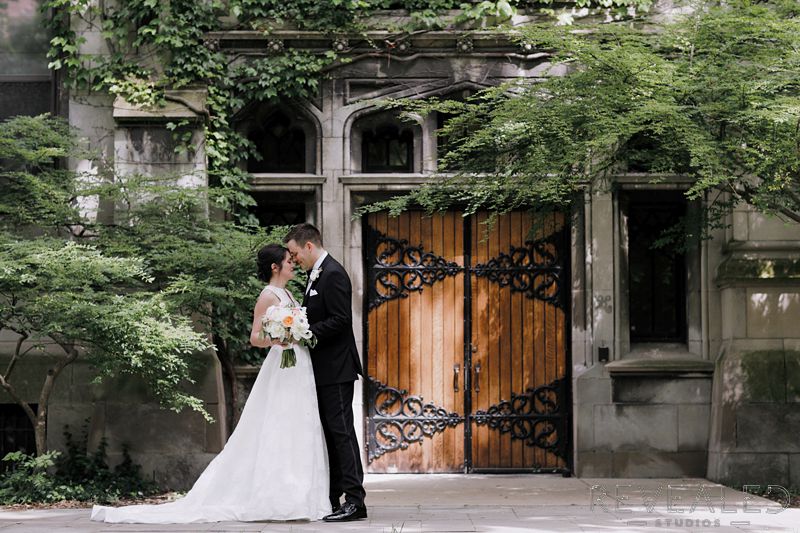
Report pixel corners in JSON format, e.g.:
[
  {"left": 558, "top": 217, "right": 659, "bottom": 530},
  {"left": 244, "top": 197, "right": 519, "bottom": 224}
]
[{"left": 1, "top": 474, "right": 798, "bottom": 532}]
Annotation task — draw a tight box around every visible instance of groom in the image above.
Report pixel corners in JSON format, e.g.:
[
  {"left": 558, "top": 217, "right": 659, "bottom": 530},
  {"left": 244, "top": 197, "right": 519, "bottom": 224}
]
[{"left": 284, "top": 223, "right": 367, "bottom": 522}]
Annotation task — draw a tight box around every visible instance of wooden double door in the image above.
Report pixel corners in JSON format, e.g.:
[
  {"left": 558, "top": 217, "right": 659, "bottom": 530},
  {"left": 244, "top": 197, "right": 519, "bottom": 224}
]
[{"left": 364, "top": 211, "right": 570, "bottom": 473}]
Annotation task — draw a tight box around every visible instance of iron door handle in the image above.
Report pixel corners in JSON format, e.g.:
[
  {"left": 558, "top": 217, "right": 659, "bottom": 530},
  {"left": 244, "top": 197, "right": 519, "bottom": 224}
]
[
  {"left": 453, "top": 364, "right": 460, "bottom": 392},
  {"left": 474, "top": 362, "right": 481, "bottom": 393}
]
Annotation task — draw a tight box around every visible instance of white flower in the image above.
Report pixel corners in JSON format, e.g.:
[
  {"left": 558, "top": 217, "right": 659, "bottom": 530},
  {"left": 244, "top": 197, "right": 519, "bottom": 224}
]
[
  {"left": 265, "top": 321, "right": 285, "bottom": 340},
  {"left": 259, "top": 304, "right": 317, "bottom": 368},
  {"left": 309, "top": 268, "right": 322, "bottom": 282}
]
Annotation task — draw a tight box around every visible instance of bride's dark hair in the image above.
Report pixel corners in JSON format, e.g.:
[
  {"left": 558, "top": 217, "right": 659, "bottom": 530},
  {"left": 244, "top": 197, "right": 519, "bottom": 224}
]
[{"left": 257, "top": 244, "right": 289, "bottom": 282}]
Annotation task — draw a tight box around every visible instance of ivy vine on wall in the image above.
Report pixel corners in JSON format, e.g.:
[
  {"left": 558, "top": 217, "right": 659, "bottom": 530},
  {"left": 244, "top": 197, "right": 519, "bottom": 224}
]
[{"left": 42, "top": 0, "right": 653, "bottom": 222}]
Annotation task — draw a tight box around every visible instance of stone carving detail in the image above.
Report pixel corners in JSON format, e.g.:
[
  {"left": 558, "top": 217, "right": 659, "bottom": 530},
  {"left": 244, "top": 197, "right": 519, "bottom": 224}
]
[
  {"left": 456, "top": 35, "right": 474, "bottom": 53},
  {"left": 203, "top": 38, "right": 220, "bottom": 52},
  {"left": 594, "top": 294, "right": 612, "bottom": 314},
  {"left": 266, "top": 39, "right": 284, "bottom": 55},
  {"left": 383, "top": 38, "right": 413, "bottom": 55},
  {"left": 331, "top": 37, "right": 349, "bottom": 52}
]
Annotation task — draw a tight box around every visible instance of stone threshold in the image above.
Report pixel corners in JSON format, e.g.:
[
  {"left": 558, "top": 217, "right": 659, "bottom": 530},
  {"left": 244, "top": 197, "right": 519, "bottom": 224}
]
[{"left": 605, "top": 358, "right": 714, "bottom": 378}]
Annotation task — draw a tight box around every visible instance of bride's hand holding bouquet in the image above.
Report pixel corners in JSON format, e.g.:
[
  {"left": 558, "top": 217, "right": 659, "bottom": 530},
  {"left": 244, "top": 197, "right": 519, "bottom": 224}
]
[{"left": 260, "top": 304, "right": 317, "bottom": 368}]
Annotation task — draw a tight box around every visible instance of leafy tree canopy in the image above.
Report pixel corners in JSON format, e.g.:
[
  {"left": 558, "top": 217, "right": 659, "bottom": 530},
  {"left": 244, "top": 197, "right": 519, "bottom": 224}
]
[
  {"left": 42, "top": 0, "right": 654, "bottom": 222},
  {"left": 0, "top": 115, "right": 287, "bottom": 454},
  {"left": 362, "top": 0, "right": 800, "bottom": 230}
]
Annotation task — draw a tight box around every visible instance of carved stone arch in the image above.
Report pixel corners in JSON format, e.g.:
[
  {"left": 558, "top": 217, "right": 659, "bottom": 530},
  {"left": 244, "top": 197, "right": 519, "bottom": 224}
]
[
  {"left": 341, "top": 80, "right": 496, "bottom": 174},
  {"left": 406, "top": 80, "right": 492, "bottom": 101},
  {"left": 235, "top": 100, "right": 321, "bottom": 174},
  {"left": 344, "top": 105, "right": 424, "bottom": 174}
]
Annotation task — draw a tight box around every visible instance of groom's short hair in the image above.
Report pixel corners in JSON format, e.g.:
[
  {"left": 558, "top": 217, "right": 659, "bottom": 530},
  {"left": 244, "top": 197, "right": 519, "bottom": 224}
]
[{"left": 284, "top": 223, "right": 323, "bottom": 247}]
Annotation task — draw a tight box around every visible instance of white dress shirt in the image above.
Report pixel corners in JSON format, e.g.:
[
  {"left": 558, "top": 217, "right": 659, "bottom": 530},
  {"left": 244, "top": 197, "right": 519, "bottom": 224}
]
[{"left": 306, "top": 251, "right": 328, "bottom": 294}]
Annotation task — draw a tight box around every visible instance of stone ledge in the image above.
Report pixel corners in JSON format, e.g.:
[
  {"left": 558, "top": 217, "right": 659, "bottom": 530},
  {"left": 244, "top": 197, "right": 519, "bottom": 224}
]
[
  {"left": 613, "top": 377, "right": 711, "bottom": 405},
  {"left": 340, "top": 174, "right": 432, "bottom": 186},
  {"left": 113, "top": 89, "right": 208, "bottom": 123},
  {"left": 233, "top": 364, "right": 260, "bottom": 378},
  {"left": 716, "top": 256, "right": 800, "bottom": 287},
  {"left": 606, "top": 358, "right": 714, "bottom": 378},
  {"left": 205, "top": 29, "right": 525, "bottom": 54},
  {"left": 249, "top": 174, "right": 326, "bottom": 189}
]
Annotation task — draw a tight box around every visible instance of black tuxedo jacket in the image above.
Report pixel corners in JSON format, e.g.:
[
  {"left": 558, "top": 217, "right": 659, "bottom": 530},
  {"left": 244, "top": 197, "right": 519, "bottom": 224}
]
[{"left": 303, "top": 254, "right": 363, "bottom": 386}]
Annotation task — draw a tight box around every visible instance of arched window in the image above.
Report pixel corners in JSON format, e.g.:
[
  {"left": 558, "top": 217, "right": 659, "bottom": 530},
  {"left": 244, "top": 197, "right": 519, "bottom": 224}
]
[
  {"left": 361, "top": 123, "right": 414, "bottom": 173},
  {"left": 247, "top": 110, "right": 308, "bottom": 173}
]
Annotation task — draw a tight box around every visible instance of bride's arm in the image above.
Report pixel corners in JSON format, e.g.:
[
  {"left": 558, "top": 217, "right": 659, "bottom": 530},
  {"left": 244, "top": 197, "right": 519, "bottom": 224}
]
[{"left": 249, "top": 291, "right": 282, "bottom": 348}]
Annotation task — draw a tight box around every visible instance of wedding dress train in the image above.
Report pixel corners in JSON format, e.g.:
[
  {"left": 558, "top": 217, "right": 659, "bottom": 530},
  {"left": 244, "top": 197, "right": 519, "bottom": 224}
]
[{"left": 91, "top": 285, "right": 331, "bottom": 523}]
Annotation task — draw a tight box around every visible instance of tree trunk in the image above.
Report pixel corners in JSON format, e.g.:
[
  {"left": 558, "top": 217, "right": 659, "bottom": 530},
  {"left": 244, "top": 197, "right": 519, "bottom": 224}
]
[
  {"left": 35, "top": 340, "right": 80, "bottom": 455},
  {"left": 34, "top": 406, "right": 47, "bottom": 456}
]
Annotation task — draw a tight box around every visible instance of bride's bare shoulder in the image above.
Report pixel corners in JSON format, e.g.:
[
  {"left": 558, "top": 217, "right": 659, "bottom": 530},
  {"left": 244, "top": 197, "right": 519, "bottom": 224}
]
[{"left": 256, "top": 286, "right": 281, "bottom": 308}]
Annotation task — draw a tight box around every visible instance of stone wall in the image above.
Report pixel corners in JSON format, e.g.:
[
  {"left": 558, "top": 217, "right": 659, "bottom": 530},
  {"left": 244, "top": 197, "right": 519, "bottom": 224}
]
[
  {"left": 707, "top": 345, "right": 800, "bottom": 488},
  {"left": 4, "top": 1, "right": 799, "bottom": 485},
  {"left": 705, "top": 206, "right": 800, "bottom": 489},
  {"left": 574, "top": 360, "right": 713, "bottom": 477},
  {"left": 0, "top": 345, "right": 225, "bottom": 490}
]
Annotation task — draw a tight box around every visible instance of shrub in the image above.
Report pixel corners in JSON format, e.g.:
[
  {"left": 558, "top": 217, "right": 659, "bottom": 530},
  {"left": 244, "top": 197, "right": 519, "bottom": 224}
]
[{"left": 0, "top": 423, "right": 159, "bottom": 505}]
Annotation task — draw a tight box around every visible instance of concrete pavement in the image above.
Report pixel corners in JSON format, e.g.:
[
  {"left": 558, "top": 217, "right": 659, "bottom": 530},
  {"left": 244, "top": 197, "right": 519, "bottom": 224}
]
[{"left": 1, "top": 474, "right": 798, "bottom": 532}]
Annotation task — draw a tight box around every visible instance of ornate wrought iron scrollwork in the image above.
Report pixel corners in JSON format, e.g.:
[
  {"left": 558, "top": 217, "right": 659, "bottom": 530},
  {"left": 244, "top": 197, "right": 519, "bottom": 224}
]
[
  {"left": 473, "top": 378, "right": 569, "bottom": 459},
  {"left": 365, "top": 227, "right": 462, "bottom": 310},
  {"left": 472, "top": 232, "right": 566, "bottom": 308},
  {"left": 367, "top": 377, "right": 464, "bottom": 463}
]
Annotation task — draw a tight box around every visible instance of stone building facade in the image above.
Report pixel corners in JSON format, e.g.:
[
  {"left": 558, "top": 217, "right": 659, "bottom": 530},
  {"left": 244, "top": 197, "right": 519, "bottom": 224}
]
[{"left": 1, "top": 1, "right": 798, "bottom": 490}]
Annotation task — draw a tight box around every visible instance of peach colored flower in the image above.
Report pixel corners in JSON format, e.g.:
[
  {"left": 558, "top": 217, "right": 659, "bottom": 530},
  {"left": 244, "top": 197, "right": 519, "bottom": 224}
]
[{"left": 282, "top": 315, "right": 294, "bottom": 327}]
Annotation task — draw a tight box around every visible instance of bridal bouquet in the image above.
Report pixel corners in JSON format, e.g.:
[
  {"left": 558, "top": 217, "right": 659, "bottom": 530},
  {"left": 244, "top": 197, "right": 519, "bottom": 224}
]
[{"left": 260, "top": 305, "right": 317, "bottom": 368}]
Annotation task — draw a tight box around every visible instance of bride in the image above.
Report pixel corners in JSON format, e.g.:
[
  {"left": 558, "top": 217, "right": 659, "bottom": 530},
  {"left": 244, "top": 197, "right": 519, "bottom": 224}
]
[{"left": 91, "top": 244, "right": 331, "bottom": 523}]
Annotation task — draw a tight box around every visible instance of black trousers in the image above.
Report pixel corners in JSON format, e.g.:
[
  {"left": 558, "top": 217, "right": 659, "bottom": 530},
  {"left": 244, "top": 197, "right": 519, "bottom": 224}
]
[{"left": 316, "top": 381, "right": 366, "bottom": 508}]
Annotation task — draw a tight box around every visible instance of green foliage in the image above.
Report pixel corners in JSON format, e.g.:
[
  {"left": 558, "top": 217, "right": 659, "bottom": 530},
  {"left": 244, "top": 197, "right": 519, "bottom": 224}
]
[
  {"left": 0, "top": 451, "right": 64, "bottom": 504},
  {"left": 55, "top": 423, "right": 159, "bottom": 503},
  {"left": 0, "top": 424, "right": 158, "bottom": 504},
  {"left": 41, "top": 0, "right": 654, "bottom": 218},
  {"left": 0, "top": 115, "right": 83, "bottom": 228},
  {"left": 91, "top": 178, "right": 294, "bottom": 366},
  {"left": 0, "top": 115, "right": 218, "bottom": 459},
  {"left": 0, "top": 233, "right": 215, "bottom": 418},
  {"left": 231, "top": 0, "right": 368, "bottom": 30},
  {"left": 231, "top": 51, "right": 337, "bottom": 103},
  {"left": 364, "top": 1, "right": 800, "bottom": 228},
  {"left": 0, "top": 115, "right": 297, "bottom": 449}
]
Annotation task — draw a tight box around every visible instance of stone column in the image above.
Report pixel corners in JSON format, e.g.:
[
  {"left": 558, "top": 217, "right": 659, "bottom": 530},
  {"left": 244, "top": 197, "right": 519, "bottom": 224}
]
[{"left": 707, "top": 208, "right": 800, "bottom": 488}]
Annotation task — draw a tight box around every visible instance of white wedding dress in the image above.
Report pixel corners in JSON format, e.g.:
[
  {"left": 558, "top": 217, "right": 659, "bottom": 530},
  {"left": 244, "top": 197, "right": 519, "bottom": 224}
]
[{"left": 91, "top": 285, "right": 331, "bottom": 523}]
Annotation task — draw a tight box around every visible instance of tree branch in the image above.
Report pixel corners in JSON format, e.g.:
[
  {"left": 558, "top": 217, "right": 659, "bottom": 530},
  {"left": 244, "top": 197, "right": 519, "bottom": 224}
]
[
  {"left": 734, "top": 182, "right": 800, "bottom": 225},
  {"left": 774, "top": 205, "right": 800, "bottom": 225},
  {"left": 4, "top": 331, "right": 28, "bottom": 381},
  {"left": 0, "top": 374, "right": 37, "bottom": 429},
  {"left": 163, "top": 94, "right": 210, "bottom": 118},
  {"left": 783, "top": 186, "right": 800, "bottom": 210}
]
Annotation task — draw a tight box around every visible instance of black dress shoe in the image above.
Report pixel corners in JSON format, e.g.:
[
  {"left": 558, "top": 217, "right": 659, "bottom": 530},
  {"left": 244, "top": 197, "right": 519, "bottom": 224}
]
[{"left": 322, "top": 501, "right": 367, "bottom": 522}]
